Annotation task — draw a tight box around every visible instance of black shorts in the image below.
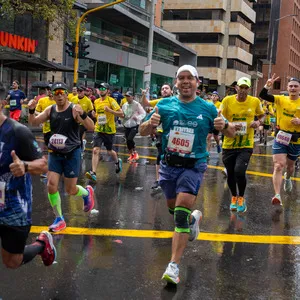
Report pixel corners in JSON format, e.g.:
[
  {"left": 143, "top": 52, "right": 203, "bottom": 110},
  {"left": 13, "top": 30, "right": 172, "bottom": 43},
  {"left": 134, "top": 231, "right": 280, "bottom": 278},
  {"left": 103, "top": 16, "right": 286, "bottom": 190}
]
[
  {"left": 79, "top": 125, "right": 87, "bottom": 140},
  {"left": 93, "top": 132, "right": 114, "bottom": 151},
  {"left": 0, "top": 224, "right": 31, "bottom": 254},
  {"left": 263, "top": 124, "right": 270, "bottom": 130},
  {"left": 44, "top": 132, "right": 51, "bottom": 147}
]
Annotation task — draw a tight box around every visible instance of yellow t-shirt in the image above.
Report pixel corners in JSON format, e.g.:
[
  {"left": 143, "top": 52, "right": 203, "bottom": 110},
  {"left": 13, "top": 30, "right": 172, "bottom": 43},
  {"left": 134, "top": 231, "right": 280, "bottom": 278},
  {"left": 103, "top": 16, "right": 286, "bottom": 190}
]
[
  {"left": 94, "top": 96, "right": 120, "bottom": 134},
  {"left": 68, "top": 93, "right": 77, "bottom": 101},
  {"left": 36, "top": 96, "right": 56, "bottom": 134},
  {"left": 262, "top": 103, "right": 274, "bottom": 125},
  {"left": 221, "top": 95, "right": 264, "bottom": 149},
  {"left": 213, "top": 101, "right": 221, "bottom": 109},
  {"left": 149, "top": 98, "right": 161, "bottom": 107},
  {"left": 274, "top": 95, "right": 300, "bottom": 144},
  {"left": 120, "top": 97, "right": 127, "bottom": 107},
  {"left": 71, "top": 96, "right": 93, "bottom": 113}
]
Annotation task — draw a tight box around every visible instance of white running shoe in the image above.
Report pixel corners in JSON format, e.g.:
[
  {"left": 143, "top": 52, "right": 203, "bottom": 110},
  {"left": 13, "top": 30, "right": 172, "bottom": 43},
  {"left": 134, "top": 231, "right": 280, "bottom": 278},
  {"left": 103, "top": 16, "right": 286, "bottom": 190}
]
[
  {"left": 283, "top": 172, "right": 293, "bottom": 192},
  {"left": 161, "top": 262, "right": 180, "bottom": 284},
  {"left": 189, "top": 210, "right": 202, "bottom": 241}
]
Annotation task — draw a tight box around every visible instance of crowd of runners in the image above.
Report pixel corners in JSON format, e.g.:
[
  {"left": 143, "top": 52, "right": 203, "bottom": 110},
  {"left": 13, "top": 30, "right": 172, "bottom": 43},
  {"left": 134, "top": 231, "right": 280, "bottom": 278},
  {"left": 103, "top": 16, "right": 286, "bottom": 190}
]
[{"left": 0, "top": 65, "right": 300, "bottom": 285}]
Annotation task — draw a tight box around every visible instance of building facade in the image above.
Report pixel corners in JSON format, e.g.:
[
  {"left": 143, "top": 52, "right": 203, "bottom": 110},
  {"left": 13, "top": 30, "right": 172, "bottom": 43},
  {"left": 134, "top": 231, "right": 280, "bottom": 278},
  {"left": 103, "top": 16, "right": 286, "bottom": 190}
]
[{"left": 161, "top": 0, "right": 256, "bottom": 96}]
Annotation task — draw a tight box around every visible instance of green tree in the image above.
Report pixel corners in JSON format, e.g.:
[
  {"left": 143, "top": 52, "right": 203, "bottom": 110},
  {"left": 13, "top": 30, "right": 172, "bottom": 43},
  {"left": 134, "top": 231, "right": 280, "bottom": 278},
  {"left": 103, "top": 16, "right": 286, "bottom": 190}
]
[{"left": 0, "top": 0, "right": 82, "bottom": 39}]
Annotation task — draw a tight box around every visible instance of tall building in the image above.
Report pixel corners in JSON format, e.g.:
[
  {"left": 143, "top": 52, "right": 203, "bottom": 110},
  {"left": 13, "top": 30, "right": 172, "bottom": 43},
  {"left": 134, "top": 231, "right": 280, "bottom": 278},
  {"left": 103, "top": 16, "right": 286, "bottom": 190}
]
[
  {"left": 257, "top": 0, "right": 300, "bottom": 94},
  {"left": 162, "top": 0, "right": 256, "bottom": 96}
]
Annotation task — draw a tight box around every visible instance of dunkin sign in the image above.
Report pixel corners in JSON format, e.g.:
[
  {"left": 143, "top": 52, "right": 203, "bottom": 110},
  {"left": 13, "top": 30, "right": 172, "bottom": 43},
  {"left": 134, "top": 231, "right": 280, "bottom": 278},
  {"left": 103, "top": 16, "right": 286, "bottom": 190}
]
[{"left": 0, "top": 31, "right": 37, "bottom": 53}]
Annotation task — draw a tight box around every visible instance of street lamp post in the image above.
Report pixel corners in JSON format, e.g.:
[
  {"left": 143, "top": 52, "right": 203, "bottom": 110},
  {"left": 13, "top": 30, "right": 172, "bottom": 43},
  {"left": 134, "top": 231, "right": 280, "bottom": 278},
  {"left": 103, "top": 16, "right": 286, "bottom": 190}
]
[
  {"left": 268, "top": 14, "right": 297, "bottom": 79},
  {"left": 73, "top": 0, "right": 126, "bottom": 85}
]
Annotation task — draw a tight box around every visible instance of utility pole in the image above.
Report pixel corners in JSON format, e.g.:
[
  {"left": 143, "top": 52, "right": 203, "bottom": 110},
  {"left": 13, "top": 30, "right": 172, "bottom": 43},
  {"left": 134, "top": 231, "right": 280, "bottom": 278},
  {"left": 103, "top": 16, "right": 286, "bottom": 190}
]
[{"left": 143, "top": 0, "right": 156, "bottom": 97}]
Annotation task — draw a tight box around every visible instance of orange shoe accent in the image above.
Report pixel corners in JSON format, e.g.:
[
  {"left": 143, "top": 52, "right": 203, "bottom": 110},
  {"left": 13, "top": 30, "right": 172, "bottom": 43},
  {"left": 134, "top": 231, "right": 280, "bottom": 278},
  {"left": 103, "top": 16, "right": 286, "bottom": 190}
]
[{"left": 238, "top": 196, "right": 244, "bottom": 206}]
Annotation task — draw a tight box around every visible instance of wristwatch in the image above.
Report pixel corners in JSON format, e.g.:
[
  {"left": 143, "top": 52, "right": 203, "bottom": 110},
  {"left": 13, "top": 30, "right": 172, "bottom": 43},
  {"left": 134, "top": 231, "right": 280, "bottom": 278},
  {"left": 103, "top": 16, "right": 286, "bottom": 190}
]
[{"left": 23, "top": 161, "right": 28, "bottom": 173}]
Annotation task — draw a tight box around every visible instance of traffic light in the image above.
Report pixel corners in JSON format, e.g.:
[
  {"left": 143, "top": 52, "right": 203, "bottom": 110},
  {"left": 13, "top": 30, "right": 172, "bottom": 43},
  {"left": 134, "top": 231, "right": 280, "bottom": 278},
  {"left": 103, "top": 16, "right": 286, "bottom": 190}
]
[
  {"left": 65, "top": 41, "right": 75, "bottom": 57},
  {"left": 79, "top": 38, "right": 90, "bottom": 59}
]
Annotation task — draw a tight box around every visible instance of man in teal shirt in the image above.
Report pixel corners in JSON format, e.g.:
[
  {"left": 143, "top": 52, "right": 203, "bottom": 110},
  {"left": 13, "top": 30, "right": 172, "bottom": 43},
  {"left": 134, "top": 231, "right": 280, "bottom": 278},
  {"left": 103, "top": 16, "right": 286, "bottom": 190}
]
[{"left": 140, "top": 65, "right": 235, "bottom": 285}]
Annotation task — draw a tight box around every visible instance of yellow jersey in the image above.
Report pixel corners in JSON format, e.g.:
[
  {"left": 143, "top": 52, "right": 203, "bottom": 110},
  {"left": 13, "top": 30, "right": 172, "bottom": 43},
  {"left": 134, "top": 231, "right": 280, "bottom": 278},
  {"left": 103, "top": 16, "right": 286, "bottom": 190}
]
[
  {"left": 120, "top": 97, "right": 127, "bottom": 107},
  {"left": 68, "top": 93, "right": 77, "bottom": 101},
  {"left": 70, "top": 96, "right": 94, "bottom": 113},
  {"left": 36, "top": 96, "right": 56, "bottom": 134},
  {"left": 262, "top": 103, "right": 274, "bottom": 125},
  {"left": 213, "top": 101, "right": 221, "bottom": 110},
  {"left": 149, "top": 98, "right": 161, "bottom": 107},
  {"left": 94, "top": 96, "right": 120, "bottom": 134},
  {"left": 221, "top": 95, "right": 264, "bottom": 149},
  {"left": 274, "top": 95, "right": 300, "bottom": 143}
]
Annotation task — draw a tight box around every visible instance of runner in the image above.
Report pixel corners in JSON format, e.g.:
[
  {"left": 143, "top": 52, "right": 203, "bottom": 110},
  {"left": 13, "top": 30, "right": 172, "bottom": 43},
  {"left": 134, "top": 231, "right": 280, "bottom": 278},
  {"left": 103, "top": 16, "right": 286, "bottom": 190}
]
[
  {"left": 6, "top": 80, "right": 27, "bottom": 122},
  {"left": 207, "top": 91, "right": 222, "bottom": 155},
  {"left": 122, "top": 91, "right": 146, "bottom": 162},
  {"left": 28, "top": 82, "right": 95, "bottom": 232},
  {"left": 140, "top": 65, "right": 235, "bottom": 284},
  {"left": 0, "top": 82, "right": 56, "bottom": 268},
  {"left": 141, "top": 83, "right": 173, "bottom": 190},
  {"left": 260, "top": 100, "right": 274, "bottom": 146},
  {"left": 68, "top": 86, "right": 78, "bottom": 101},
  {"left": 259, "top": 75, "right": 300, "bottom": 205},
  {"left": 85, "top": 82, "right": 124, "bottom": 182},
  {"left": 221, "top": 77, "right": 265, "bottom": 213}
]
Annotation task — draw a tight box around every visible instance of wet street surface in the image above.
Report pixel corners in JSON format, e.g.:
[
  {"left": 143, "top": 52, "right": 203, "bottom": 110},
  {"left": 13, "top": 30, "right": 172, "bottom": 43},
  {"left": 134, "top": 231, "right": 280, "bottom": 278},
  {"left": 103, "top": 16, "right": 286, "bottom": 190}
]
[{"left": 1, "top": 132, "right": 300, "bottom": 300}]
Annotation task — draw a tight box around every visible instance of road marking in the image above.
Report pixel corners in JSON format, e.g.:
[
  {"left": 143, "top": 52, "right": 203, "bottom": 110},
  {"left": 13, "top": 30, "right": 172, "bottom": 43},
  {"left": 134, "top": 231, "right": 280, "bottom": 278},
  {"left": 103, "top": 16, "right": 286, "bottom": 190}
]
[{"left": 30, "top": 226, "right": 300, "bottom": 245}]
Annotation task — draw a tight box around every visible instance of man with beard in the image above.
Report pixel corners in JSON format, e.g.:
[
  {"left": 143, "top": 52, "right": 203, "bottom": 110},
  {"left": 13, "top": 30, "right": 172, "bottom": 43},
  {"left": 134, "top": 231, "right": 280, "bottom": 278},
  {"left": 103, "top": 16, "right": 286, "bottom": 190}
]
[
  {"left": 141, "top": 84, "right": 173, "bottom": 190},
  {"left": 140, "top": 65, "right": 235, "bottom": 284},
  {"left": 220, "top": 77, "right": 265, "bottom": 213}
]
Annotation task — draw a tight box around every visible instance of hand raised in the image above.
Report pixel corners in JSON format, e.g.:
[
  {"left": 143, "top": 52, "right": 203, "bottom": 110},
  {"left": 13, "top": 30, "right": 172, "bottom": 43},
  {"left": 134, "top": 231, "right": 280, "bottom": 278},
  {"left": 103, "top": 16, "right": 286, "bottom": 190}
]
[{"left": 150, "top": 106, "right": 160, "bottom": 127}]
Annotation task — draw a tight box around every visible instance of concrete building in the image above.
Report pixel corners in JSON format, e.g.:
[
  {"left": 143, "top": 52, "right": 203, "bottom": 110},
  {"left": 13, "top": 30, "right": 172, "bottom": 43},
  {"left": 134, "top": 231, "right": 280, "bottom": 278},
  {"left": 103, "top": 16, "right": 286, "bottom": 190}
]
[
  {"left": 257, "top": 0, "right": 300, "bottom": 94},
  {"left": 68, "top": 0, "right": 197, "bottom": 94},
  {"left": 161, "top": 0, "right": 257, "bottom": 96}
]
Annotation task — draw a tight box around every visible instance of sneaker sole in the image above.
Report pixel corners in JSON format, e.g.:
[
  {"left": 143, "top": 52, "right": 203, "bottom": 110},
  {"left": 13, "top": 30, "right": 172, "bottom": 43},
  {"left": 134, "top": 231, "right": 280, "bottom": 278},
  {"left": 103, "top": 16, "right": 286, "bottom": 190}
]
[
  {"left": 41, "top": 231, "right": 57, "bottom": 265},
  {"left": 272, "top": 198, "right": 282, "bottom": 206},
  {"left": 48, "top": 223, "right": 67, "bottom": 233},
  {"left": 230, "top": 207, "right": 237, "bottom": 211},
  {"left": 161, "top": 274, "right": 179, "bottom": 285},
  {"left": 237, "top": 206, "right": 247, "bottom": 213},
  {"left": 85, "top": 173, "right": 97, "bottom": 182},
  {"left": 84, "top": 186, "right": 95, "bottom": 213}
]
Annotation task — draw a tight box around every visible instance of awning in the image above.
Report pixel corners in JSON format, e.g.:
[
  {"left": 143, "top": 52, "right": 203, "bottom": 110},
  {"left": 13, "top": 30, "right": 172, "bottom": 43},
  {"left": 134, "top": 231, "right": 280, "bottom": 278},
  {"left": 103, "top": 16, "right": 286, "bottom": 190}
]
[{"left": 0, "top": 49, "right": 74, "bottom": 72}]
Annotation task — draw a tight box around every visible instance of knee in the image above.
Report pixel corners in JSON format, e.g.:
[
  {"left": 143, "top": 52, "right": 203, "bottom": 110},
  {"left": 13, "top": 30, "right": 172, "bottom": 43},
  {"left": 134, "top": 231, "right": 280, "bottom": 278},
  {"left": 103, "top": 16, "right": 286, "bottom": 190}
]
[
  {"left": 47, "top": 180, "right": 57, "bottom": 194},
  {"left": 274, "top": 162, "right": 284, "bottom": 172},
  {"left": 3, "top": 258, "right": 20, "bottom": 269},
  {"left": 174, "top": 207, "right": 191, "bottom": 233},
  {"left": 65, "top": 185, "right": 77, "bottom": 195},
  {"left": 93, "top": 148, "right": 100, "bottom": 156},
  {"left": 235, "top": 168, "right": 246, "bottom": 179}
]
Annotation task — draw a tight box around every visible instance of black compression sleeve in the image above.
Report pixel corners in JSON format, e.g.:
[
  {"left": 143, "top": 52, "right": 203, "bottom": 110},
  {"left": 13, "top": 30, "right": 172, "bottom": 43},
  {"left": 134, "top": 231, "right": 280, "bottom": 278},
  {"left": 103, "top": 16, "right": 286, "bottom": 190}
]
[{"left": 259, "top": 88, "right": 275, "bottom": 103}]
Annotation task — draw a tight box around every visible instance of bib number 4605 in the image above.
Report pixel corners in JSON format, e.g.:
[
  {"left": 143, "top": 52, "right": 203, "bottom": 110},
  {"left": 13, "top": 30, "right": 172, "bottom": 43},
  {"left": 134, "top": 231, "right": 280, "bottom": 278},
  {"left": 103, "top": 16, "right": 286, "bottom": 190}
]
[{"left": 171, "top": 137, "right": 190, "bottom": 148}]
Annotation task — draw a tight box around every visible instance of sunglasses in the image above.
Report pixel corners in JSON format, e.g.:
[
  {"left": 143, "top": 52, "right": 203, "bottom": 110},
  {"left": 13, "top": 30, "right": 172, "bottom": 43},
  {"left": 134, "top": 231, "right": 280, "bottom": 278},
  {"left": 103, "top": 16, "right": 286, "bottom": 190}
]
[
  {"left": 53, "top": 89, "right": 67, "bottom": 96},
  {"left": 99, "top": 87, "right": 107, "bottom": 91},
  {"left": 289, "top": 78, "right": 300, "bottom": 83}
]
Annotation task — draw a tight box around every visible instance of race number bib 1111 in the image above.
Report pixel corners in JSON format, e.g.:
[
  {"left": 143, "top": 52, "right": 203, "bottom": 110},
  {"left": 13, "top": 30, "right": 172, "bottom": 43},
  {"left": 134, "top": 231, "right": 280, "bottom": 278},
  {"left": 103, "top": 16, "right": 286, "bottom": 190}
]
[
  {"left": 49, "top": 134, "right": 67, "bottom": 149},
  {"left": 276, "top": 130, "right": 292, "bottom": 146},
  {"left": 233, "top": 121, "right": 247, "bottom": 136},
  {"left": 167, "top": 130, "right": 194, "bottom": 154}
]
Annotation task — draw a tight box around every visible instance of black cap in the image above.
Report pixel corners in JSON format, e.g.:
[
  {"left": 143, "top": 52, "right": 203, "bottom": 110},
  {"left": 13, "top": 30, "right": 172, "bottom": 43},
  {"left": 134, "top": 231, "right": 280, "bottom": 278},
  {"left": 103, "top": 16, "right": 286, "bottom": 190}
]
[
  {"left": 77, "top": 86, "right": 86, "bottom": 92},
  {"left": 125, "top": 91, "right": 133, "bottom": 96},
  {"left": 51, "top": 82, "right": 68, "bottom": 91},
  {"left": 99, "top": 82, "right": 110, "bottom": 90}
]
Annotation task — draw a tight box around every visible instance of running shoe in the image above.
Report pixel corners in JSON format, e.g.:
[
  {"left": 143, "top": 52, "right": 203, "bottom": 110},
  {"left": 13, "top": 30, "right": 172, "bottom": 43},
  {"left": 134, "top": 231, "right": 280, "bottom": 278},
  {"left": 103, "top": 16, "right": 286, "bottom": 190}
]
[
  {"left": 189, "top": 210, "right": 202, "bottom": 241},
  {"left": 85, "top": 171, "right": 97, "bottom": 182},
  {"left": 132, "top": 152, "right": 139, "bottom": 161},
  {"left": 230, "top": 196, "right": 238, "bottom": 211},
  {"left": 83, "top": 139, "right": 87, "bottom": 151},
  {"left": 40, "top": 173, "right": 47, "bottom": 178},
  {"left": 151, "top": 180, "right": 161, "bottom": 190},
  {"left": 237, "top": 197, "right": 247, "bottom": 213},
  {"left": 127, "top": 154, "right": 134, "bottom": 162},
  {"left": 115, "top": 158, "right": 122, "bottom": 173},
  {"left": 49, "top": 217, "right": 66, "bottom": 232},
  {"left": 36, "top": 231, "right": 57, "bottom": 266},
  {"left": 83, "top": 185, "right": 95, "bottom": 212},
  {"left": 162, "top": 262, "right": 180, "bottom": 284},
  {"left": 283, "top": 172, "right": 293, "bottom": 192},
  {"left": 222, "top": 168, "right": 227, "bottom": 178},
  {"left": 272, "top": 194, "right": 282, "bottom": 206},
  {"left": 217, "top": 145, "right": 222, "bottom": 153}
]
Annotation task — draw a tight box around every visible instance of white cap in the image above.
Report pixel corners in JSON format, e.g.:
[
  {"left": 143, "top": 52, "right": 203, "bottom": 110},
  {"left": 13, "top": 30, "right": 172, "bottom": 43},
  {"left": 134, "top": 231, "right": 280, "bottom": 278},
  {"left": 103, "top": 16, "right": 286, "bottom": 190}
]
[{"left": 176, "top": 65, "right": 199, "bottom": 78}]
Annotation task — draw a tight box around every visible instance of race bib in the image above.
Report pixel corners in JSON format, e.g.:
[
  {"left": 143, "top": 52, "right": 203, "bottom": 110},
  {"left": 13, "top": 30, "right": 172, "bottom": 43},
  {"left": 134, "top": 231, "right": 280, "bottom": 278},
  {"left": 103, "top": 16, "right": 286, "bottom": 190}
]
[
  {"left": 0, "top": 181, "right": 6, "bottom": 207},
  {"left": 49, "top": 134, "right": 67, "bottom": 149},
  {"left": 10, "top": 100, "right": 16, "bottom": 106},
  {"left": 276, "top": 130, "right": 292, "bottom": 146},
  {"left": 98, "top": 114, "right": 107, "bottom": 125},
  {"left": 233, "top": 122, "right": 247, "bottom": 136},
  {"left": 167, "top": 130, "right": 194, "bottom": 154}
]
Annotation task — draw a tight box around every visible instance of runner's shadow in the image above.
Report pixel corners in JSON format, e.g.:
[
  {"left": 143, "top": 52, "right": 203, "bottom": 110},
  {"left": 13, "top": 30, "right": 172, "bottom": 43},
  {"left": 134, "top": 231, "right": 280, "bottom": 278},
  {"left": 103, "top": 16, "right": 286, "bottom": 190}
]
[{"left": 161, "top": 283, "right": 177, "bottom": 299}]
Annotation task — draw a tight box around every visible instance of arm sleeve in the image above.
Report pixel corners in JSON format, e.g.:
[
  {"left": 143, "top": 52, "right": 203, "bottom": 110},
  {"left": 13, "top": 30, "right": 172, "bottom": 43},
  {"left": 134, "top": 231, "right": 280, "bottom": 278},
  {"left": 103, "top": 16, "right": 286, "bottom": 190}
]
[
  {"left": 136, "top": 103, "right": 146, "bottom": 123},
  {"left": 259, "top": 88, "right": 275, "bottom": 103},
  {"left": 15, "top": 125, "right": 42, "bottom": 161}
]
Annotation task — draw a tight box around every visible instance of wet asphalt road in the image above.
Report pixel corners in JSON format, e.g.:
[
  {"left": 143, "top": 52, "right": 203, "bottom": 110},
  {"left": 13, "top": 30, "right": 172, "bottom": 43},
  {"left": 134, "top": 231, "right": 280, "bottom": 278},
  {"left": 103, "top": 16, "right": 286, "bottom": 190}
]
[{"left": 1, "top": 132, "right": 300, "bottom": 300}]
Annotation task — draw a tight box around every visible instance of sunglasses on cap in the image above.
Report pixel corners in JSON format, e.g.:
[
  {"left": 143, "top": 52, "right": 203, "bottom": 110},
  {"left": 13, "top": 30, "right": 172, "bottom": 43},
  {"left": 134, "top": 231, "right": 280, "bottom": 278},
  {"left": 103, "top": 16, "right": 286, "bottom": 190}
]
[
  {"left": 289, "top": 78, "right": 300, "bottom": 83},
  {"left": 53, "top": 89, "right": 67, "bottom": 96},
  {"left": 99, "top": 87, "right": 107, "bottom": 91}
]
